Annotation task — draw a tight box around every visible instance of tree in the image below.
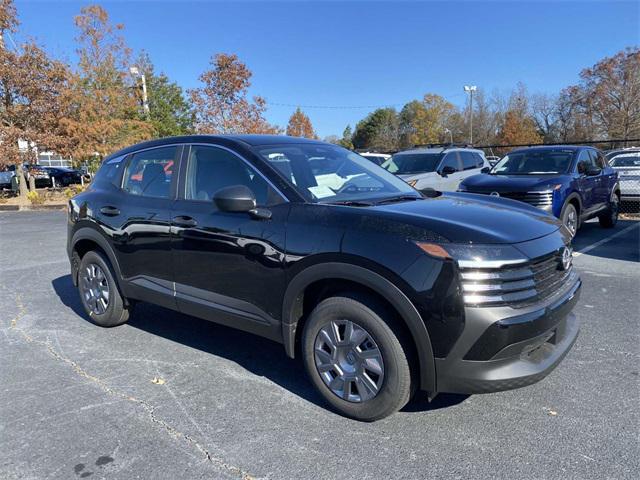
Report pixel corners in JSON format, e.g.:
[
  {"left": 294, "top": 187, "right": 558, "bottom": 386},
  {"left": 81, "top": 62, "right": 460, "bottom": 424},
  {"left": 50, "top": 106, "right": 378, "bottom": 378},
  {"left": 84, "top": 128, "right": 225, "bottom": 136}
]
[
  {"left": 286, "top": 107, "right": 316, "bottom": 138},
  {"left": 189, "top": 53, "right": 280, "bottom": 134},
  {"left": 570, "top": 48, "right": 640, "bottom": 141},
  {"left": 0, "top": 0, "right": 71, "bottom": 197},
  {"left": 338, "top": 125, "right": 353, "bottom": 149},
  {"left": 352, "top": 108, "right": 399, "bottom": 151},
  {"left": 531, "top": 93, "right": 560, "bottom": 142},
  {"left": 134, "top": 51, "right": 193, "bottom": 137},
  {"left": 399, "top": 94, "right": 455, "bottom": 147},
  {"left": 496, "top": 110, "right": 542, "bottom": 151},
  {"left": 62, "top": 5, "right": 152, "bottom": 160}
]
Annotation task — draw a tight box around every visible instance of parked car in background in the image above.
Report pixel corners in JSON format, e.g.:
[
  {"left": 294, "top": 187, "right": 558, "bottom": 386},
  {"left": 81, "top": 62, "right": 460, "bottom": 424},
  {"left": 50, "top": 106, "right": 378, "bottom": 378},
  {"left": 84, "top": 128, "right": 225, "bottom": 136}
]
[
  {"left": 0, "top": 170, "right": 14, "bottom": 191},
  {"left": 24, "top": 164, "right": 51, "bottom": 188},
  {"left": 359, "top": 152, "right": 391, "bottom": 166},
  {"left": 67, "top": 135, "right": 581, "bottom": 421},
  {"left": 381, "top": 146, "right": 489, "bottom": 192},
  {"left": 606, "top": 148, "right": 640, "bottom": 203},
  {"left": 44, "top": 167, "right": 84, "bottom": 187},
  {"left": 459, "top": 145, "right": 620, "bottom": 237}
]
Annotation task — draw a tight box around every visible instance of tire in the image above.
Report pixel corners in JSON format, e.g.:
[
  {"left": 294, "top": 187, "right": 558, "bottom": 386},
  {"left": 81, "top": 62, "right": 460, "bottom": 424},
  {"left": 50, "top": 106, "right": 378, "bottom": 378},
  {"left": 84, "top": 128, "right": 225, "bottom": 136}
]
[
  {"left": 560, "top": 201, "right": 579, "bottom": 238},
  {"left": 599, "top": 191, "right": 619, "bottom": 229},
  {"left": 78, "top": 250, "right": 130, "bottom": 327},
  {"left": 302, "top": 294, "right": 414, "bottom": 421}
]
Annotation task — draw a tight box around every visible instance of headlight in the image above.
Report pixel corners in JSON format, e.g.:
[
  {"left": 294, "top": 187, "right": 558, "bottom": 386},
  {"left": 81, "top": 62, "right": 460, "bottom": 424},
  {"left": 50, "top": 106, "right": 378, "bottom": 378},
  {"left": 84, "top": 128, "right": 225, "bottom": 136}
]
[{"left": 415, "top": 242, "right": 526, "bottom": 266}]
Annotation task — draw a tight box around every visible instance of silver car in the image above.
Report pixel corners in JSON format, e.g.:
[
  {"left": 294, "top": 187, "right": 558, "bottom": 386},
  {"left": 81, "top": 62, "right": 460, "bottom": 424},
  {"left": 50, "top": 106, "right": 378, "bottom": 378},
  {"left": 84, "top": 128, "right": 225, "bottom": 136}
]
[
  {"left": 607, "top": 148, "right": 640, "bottom": 202},
  {"left": 381, "top": 146, "right": 489, "bottom": 192}
]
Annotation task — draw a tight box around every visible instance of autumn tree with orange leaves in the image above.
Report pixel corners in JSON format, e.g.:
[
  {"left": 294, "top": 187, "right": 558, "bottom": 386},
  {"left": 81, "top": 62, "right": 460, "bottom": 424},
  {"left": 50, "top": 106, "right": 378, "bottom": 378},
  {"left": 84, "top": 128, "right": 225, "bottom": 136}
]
[
  {"left": 286, "top": 108, "right": 316, "bottom": 138},
  {"left": 0, "top": 0, "right": 72, "bottom": 197},
  {"left": 189, "top": 53, "right": 280, "bottom": 135},
  {"left": 62, "top": 5, "right": 152, "bottom": 160}
]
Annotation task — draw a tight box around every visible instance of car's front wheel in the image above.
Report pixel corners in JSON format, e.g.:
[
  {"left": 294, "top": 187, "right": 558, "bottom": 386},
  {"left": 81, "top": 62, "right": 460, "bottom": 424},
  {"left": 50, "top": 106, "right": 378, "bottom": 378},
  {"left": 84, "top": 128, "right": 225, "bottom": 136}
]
[
  {"left": 560, "top": 201, "right": 579, "bottom": 238},
  {"left": 302, "top": 294, "right": 414, "bottom": 421},
  {"left": 78, "top": 250, "right": 131, "bottom": 327}
]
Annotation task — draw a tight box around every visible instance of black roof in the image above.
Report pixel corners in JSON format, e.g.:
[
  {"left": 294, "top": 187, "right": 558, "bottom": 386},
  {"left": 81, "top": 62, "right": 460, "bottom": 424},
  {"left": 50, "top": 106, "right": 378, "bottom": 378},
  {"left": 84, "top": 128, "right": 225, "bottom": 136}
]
[{"left": 104, "top": 134, "right": 326, "bottom": 162}]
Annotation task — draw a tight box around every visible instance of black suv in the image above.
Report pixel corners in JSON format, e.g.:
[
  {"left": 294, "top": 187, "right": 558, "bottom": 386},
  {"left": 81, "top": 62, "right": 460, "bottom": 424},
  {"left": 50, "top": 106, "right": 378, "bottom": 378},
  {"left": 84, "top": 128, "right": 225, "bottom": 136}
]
[{"left": 68, "top": 135, "right": 581, "bottom": 421}]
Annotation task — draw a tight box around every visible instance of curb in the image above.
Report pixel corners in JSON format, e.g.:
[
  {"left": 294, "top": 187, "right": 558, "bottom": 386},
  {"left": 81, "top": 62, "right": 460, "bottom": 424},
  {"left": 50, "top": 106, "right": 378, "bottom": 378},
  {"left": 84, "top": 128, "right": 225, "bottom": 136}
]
[{"left": 0, "top": 204, "right": 66, "bottom": 212}]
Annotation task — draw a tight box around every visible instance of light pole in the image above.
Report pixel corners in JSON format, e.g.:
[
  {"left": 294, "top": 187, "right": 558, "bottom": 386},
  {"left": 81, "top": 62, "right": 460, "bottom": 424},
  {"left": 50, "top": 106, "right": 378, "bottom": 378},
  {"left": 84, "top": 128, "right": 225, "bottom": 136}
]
[
  {"left": 464, "top": 85, "right": 477, "bottom": 145},
  {"left": 130, "top": 66, "right": 150, "bottom": 118},
  {"left": 444, "top": 128, "right": 453, "bottom": 144}
]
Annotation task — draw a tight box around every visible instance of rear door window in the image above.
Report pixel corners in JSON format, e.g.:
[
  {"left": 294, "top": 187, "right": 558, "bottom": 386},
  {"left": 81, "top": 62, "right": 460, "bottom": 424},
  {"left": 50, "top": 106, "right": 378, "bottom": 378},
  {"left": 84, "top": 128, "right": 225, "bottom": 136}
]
[
  {"left": 123, "top": 146, "right": 177, "bottom": 198},
  {"left": 460, "top": 152, "right": 479, "bottom": 170}
]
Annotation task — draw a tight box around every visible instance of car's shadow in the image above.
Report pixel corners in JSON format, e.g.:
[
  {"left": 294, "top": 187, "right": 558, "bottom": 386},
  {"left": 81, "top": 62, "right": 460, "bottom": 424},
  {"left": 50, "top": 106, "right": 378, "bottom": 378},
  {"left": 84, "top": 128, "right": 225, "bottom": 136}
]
[
  {"left": 52, "top": 274, "right": 468, "bottom": 416},
  {"left": 572, "top": 219, "right": 639, "bottom": 262}
]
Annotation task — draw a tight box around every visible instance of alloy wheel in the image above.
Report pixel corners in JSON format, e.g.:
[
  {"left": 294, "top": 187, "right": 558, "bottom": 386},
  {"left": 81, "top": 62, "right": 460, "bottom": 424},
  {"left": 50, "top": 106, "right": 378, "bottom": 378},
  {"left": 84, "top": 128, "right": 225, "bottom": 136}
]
[
  {"left": 564, "top": 205, "right": 578, "bottom": 237},
  {"left": 313, "top": 320, "right": 384, "bottom": 402},
  {"left": 80, "top": 263, "right": 110, "bottom": 315}
]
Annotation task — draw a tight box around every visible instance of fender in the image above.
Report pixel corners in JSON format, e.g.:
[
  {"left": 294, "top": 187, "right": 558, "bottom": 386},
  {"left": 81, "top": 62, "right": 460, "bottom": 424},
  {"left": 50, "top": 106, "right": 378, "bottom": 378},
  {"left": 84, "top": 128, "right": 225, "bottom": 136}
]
[
  {"left": 282, "top": 262, "right": 437, "bottom": 393},
  {"left": 70, "top": 226, "right": 125, "bottom": 291}
]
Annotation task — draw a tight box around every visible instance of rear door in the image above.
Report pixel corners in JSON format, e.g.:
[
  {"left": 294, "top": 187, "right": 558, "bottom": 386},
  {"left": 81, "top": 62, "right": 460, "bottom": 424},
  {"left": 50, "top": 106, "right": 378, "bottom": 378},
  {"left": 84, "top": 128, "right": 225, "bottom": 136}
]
[
  {"left": 459, "top": 151, "right": 485, "bottom": 182},
  {"left": 108, "top": 145, "right": 180, "bottom": 309}
]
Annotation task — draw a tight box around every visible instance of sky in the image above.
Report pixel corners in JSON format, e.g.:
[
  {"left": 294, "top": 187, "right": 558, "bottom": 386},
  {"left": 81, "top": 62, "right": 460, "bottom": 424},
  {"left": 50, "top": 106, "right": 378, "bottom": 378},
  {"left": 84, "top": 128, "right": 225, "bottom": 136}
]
[{"left": 13, "top": 0, "right": 640, "bottom": 138}]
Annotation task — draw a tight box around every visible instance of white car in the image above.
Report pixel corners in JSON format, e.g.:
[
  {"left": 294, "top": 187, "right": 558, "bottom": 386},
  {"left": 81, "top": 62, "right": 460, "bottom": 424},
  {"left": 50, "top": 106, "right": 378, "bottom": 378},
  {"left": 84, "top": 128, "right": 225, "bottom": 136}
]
[
  {"left": 381, "top": 147, "right": 490, "bottom": 192},
  {"left": 607, "top": 148, "right": 640, "bottom": 202},
  {"left": 359, "top": 152, "right": 391, "bottom": 166}
]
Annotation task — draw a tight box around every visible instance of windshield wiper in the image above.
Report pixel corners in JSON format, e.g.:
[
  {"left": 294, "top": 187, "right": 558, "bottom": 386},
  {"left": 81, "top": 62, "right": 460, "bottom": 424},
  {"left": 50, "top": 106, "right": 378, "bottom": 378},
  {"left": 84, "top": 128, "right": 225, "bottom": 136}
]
[
  {"left": 327, "top": 200, "right": 374, "bottom": 207},
  {"left": 373, "top": 195, "right": 422, "bottom": 205}
]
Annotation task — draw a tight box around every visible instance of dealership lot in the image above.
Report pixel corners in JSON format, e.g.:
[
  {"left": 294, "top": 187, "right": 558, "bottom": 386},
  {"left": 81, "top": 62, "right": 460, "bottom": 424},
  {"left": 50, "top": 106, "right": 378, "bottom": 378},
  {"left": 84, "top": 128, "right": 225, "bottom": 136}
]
[{"left": 1, "top": 211, "right": 638, "bottom": 479}]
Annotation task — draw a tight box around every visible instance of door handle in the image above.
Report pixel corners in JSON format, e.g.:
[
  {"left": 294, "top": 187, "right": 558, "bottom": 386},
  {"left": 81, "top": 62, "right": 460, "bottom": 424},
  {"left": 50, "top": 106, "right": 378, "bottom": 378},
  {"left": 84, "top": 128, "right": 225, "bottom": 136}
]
[
  {"left": 172, "top": 215, "right": 197, "bottom": 228},
  {"left": 100, "top": 206, "right": 120, "bottom": 216}
]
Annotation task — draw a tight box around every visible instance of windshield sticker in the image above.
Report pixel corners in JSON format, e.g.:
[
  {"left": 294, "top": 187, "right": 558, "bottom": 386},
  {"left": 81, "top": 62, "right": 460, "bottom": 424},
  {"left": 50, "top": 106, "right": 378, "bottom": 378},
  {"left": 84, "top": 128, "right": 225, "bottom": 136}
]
[{"left": 308, "top": 185, "right": 336, "bottom": 199}]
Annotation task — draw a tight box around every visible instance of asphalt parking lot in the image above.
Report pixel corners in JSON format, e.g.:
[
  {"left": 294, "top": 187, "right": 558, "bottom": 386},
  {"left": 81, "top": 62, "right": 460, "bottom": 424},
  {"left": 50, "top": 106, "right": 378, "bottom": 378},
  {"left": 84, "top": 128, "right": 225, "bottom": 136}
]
[{"left": 1, "top": 211, "right": 638, "bottom": 480}]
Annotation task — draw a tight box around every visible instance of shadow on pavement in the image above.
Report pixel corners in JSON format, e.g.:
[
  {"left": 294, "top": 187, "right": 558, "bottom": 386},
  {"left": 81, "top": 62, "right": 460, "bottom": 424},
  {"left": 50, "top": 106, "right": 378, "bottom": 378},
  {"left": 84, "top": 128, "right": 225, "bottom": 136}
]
[
  {"left": 52, "top": 273, "right": 468, "bottom": 416},
  {"left": 572, "top": 219, "right": 639, "bottom": 262}
]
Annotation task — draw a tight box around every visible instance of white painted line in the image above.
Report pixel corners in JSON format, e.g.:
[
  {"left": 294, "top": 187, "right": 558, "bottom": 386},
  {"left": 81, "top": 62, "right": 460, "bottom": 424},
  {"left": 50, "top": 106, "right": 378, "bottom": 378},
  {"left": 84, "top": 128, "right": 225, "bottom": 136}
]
[{"left": 574, "top": 222, "right": 639, "bottom": 258}]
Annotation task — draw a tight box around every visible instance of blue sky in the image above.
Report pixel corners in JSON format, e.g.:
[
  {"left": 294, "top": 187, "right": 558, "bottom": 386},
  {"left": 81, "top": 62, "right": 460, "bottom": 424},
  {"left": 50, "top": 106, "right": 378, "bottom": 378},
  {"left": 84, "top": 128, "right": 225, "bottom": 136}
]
[{"left": 13, "top": 0, "right": 640, "bottom": 137}]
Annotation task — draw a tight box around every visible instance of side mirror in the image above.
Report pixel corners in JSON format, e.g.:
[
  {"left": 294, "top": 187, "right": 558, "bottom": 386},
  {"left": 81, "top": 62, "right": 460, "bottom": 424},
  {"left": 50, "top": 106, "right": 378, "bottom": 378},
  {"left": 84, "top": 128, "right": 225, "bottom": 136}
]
[
  {"left": 213, "top": 185, "right": 256, "bottom": 212},
  {"left": 481, "top": 166, "right": 491, "bottom": 174},
  {"left": 586, "top": 166, "right": 602, "bottom": 176},
  {"left": 440, "top": 165, "right": 456, "bottom": 177}
]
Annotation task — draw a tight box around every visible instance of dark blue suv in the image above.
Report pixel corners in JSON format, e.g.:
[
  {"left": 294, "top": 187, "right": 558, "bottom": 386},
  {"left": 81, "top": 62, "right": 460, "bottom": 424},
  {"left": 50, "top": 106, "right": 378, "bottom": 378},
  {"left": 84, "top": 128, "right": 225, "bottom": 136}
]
[{"left": 459, "top": 146, "right": 620, "bottom": 237}]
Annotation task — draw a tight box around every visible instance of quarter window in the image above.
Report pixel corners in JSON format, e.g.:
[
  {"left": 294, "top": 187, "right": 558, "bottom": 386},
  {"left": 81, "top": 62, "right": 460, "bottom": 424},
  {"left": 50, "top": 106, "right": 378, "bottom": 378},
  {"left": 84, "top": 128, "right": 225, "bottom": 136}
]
[
  {"left": 123, "top": 147, "right": 177, "bottom": 198},
  {"left": 185, "top": 146, "right": 283, "bottom": 206}
]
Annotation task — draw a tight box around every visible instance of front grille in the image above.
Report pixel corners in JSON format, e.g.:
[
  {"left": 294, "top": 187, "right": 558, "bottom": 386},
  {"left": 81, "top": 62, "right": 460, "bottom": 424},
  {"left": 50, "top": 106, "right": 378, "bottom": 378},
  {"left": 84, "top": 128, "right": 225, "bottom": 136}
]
[
  {"left": 460, "top": 250, "right": 576, "bottom": 308},
  {"left": 468, "top": 189, "right": 553, "bottom": 208}
]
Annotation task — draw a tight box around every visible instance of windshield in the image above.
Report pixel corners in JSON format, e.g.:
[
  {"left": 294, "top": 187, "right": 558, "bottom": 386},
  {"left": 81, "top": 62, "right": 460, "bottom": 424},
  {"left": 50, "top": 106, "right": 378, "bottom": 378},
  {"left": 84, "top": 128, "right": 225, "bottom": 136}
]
[
  {"left": 255, "top": 144, "right": 418, "bottom": 203},
  {"left": 492, "top": 150, "right": 574, "bottom": 174},
  {"left": 382, "top": 153, "right": 443, "bottom": 174},
  {"left": 609, "top": 153, "right": 640, "bottom": 167}
]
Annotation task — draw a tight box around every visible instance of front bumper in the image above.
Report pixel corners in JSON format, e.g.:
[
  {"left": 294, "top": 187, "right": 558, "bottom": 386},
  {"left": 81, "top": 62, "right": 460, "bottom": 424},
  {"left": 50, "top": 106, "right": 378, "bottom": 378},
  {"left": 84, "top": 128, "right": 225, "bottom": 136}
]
[{"left": 435, "top": 278, "right": 581, "bottom": 394}]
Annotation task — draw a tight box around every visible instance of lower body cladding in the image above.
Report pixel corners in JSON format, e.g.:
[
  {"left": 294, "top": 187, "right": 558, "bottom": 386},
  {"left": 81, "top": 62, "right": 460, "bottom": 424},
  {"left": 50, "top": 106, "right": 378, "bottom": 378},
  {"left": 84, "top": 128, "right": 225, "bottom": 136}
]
[{"left": 435, "top": 280, "right": 581, "bottom": 394}]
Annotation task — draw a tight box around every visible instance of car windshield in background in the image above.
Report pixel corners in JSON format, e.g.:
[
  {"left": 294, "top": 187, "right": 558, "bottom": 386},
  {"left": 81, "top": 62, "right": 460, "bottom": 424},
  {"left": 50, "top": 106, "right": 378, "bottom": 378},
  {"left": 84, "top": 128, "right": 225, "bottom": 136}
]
[
  {"left": 255, "top": 144, "right": 418, "bottom": 204},
  {"left": 609, "top": 153, "right": 640, "bottom": 167},
  {"left": 492, "top": 150, "right": 574, "bottom": 174},
  {"left": 382, "top": 153, "right": 443, "bottom": 174}
]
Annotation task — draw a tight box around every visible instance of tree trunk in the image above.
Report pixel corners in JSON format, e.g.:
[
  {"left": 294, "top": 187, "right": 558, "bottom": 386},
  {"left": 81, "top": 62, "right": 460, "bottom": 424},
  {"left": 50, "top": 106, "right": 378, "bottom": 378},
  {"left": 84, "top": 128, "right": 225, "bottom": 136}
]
[
  {"left": 28, "top": 175, "right": 36, "bottom": 191},
  {"left": 15, "top": 164, "right": 28, "bottom": 198}
]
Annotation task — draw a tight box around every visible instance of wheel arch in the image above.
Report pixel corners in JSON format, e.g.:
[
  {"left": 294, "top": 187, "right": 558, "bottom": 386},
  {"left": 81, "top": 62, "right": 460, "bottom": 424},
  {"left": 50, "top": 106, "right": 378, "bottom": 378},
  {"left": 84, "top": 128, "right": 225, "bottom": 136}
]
[
  {"left": 70, "top": 228, "right": 123, "bottom": 289},
  {"left": 282, "top": 262, "right": 437, "bottom": 393}
]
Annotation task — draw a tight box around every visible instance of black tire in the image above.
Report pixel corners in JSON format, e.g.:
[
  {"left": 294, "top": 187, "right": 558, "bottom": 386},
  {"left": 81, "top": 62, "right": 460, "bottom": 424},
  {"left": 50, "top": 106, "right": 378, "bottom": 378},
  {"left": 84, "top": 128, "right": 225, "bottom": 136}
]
[
  {"left": 302, "top": 294, "right": 414, "bottom": 421},
  {"left": 78, "top": 250, "right": 130, "bottom": 327},
  {"left": 560, "top": 201, "right": 579, "bottom": 238},
  {"left": 599, "top": 191, "right": 619, "bottom": 229}
]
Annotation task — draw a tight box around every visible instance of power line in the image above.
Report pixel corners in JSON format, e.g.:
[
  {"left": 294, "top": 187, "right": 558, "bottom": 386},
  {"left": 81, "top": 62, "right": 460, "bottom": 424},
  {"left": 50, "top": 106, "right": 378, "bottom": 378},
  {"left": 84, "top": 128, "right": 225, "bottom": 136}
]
[{"left": 265, "top": 92, "right": 467, "bottom": 110}]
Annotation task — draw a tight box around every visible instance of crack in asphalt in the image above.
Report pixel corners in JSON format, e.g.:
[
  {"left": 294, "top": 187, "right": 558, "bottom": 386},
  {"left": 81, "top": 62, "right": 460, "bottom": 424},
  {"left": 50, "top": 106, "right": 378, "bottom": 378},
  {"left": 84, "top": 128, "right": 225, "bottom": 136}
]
[{"left": 5, "top": 290, "right": 256, "bottom": 480}]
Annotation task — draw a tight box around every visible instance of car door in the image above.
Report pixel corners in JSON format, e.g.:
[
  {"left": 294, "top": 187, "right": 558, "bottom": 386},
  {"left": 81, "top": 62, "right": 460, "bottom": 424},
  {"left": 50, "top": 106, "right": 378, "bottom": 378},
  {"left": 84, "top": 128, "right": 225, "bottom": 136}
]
[
  {"left": 459, "top": 151, "right": 485, "bottom": 182},
  {"left": 590, "top": 149, "right": 613, "bottom": 207},
  {"left": 575, "top": 149, "right": 598, "bottom": 215},
  {"left": 105, "top": 145, "right": 180, "bottom": 309},
  {"left": 170, "top": 144, "right": 289, "bottom": 340},
  {"left": 436, "top": 152, "right": 464, "bottom": 191}
]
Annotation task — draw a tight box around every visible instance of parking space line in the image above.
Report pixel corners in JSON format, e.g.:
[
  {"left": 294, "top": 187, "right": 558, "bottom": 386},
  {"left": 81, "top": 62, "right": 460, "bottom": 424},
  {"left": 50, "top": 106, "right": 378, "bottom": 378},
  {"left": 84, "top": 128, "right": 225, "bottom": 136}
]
[{"left": 574, "top": 222, "right": 639, "bottom": 258}]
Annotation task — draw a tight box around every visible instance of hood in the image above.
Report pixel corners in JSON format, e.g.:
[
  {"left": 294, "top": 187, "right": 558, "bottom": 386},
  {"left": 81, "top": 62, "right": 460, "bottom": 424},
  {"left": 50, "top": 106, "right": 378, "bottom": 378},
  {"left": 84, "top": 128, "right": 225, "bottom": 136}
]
[
  {"left": 461, "top": 173, "right": 569, "bottom": 191},
  {"left": 370, "top": 192, "right": 561, "bottom": 244}
]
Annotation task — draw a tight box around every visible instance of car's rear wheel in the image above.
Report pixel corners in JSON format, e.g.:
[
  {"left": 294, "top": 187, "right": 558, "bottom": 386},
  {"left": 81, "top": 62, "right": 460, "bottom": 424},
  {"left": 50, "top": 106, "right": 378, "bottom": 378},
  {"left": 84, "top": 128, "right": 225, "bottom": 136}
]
[
  {"left": 560, "top": 202, "right": 579, "bottom": 238},
  {"left": 302, "top": 294, "right": 414, "bottom": 421},
  {"left": 599, "top": 191, "right": 619, "bottom": 228},
  {"left": 78, "top": 250, "right": 130, "bottom": 327}
]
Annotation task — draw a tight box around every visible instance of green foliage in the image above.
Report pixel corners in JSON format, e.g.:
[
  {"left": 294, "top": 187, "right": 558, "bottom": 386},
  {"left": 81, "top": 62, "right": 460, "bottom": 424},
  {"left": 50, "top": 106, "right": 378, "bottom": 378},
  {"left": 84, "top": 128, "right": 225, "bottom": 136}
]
[
  {"left": 338, "top": 125, "right": 354, "bottom": 149},
  {"left": 352, "top": 108, "right": 399, "bottom": 151}
]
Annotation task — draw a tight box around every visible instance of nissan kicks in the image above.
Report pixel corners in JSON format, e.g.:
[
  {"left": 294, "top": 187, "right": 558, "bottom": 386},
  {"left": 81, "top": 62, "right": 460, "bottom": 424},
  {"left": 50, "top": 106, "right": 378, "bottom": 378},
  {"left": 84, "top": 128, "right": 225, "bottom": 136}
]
[{"left": 68, "top": 135, "right": 581, "bottom": 421}]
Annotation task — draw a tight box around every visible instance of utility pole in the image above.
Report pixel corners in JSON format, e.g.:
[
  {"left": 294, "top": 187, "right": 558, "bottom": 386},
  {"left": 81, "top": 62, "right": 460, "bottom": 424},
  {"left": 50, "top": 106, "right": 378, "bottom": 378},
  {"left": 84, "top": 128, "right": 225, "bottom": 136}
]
[
  {"left": 464, "top": 85, "right": 477, "bottom": 145},
  {"left": 130, "top": 66, "right": 150, "bottom": 118}
]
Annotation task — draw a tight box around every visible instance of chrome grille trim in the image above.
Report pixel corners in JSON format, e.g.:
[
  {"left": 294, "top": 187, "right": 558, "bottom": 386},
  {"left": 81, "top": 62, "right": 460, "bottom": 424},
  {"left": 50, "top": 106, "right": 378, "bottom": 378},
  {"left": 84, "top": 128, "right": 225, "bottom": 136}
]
[
  {"left": 460, "top": 251, "right": 575, "bottom": 308},
  {"left": 466, "top": 189, "right": 553, "bottom": 207}
]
